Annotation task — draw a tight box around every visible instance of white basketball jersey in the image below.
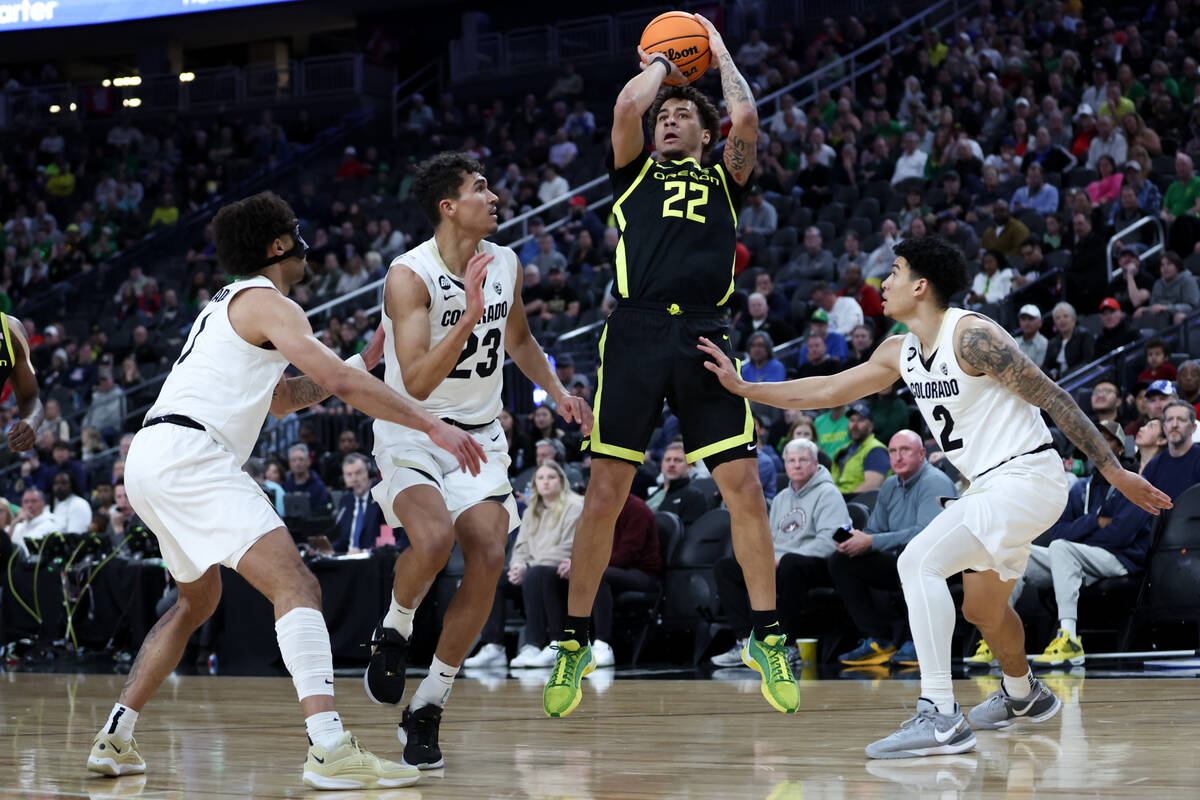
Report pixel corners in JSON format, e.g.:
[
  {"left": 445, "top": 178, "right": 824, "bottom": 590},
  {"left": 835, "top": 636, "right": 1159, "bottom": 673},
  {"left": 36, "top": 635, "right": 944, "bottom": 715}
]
[
  {"left": 146, "top": 275, "right": 289, "bottom": 464},
  {"left": 900, "top": 308, "right": 1051, "bottom": 482},
  {"left": 376, "top": 236, "right": 517, "bottom": 442}
]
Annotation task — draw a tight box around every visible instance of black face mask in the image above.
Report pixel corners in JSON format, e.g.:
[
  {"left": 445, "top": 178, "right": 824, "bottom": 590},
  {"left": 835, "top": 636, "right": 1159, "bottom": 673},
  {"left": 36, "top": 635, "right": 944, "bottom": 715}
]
[{"left": 262, "top": 224, "right": 308, "bottom": 269}]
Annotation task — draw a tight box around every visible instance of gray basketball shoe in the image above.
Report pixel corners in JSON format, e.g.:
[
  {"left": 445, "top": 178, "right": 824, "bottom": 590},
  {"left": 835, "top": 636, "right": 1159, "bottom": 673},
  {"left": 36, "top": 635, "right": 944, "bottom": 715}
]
[
  {"left": 967, "top": 679, "right": 1061, "bottom": 730},
  {"left": 865, "top": 698, "right": 977, "bottom": 759}
]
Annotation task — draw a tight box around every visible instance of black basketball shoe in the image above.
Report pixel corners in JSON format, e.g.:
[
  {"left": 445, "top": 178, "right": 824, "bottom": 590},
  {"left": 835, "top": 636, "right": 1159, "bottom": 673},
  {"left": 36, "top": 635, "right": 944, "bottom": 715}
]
[
  {"left": 363, "top": 623, "right": 410, "bottom": 705},
  {"left": 399, "top": 703, "right": 444, "bottom": 769}
]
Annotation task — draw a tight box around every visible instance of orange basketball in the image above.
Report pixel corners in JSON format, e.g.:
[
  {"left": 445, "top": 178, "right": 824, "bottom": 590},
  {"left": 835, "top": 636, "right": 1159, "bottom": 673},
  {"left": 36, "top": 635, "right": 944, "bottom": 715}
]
[{"left": 640, "top": 12, "right": 711, "bottom": 86}]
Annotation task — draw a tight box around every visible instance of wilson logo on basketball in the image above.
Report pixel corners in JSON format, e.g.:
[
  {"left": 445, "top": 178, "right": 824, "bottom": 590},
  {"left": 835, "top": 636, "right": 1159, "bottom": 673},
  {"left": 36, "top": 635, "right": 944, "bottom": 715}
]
[{"left": 663, "top": 45, "right": 699, "bottom": 61}]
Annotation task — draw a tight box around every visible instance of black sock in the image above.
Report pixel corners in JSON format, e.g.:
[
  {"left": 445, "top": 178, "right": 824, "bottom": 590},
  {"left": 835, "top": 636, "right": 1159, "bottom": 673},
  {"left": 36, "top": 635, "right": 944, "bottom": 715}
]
[
  {"left": 561, "top": 616, "right": 590, "bottom": 644},
  {"left": 751, "top": 610, "right": 783, "bottom": 640}
]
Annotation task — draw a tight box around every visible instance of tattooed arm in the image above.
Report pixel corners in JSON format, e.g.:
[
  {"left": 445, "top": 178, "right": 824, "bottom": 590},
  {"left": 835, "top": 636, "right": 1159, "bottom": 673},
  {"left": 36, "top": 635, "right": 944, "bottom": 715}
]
[
  {"left": 269, "top": 322, "right": 388, "bottom": 417},
  {"left": 694, "top": 15, "right": 757, "bottom": 185},
  {"left": 954, "top": 315, "right": 1172, "bottom": 514}
]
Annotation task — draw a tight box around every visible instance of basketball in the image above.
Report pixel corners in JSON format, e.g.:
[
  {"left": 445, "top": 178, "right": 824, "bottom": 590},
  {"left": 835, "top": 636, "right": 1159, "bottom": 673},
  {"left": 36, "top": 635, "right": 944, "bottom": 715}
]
[{"left": 640, "top": 12, "right": 711, "bottom": 85}]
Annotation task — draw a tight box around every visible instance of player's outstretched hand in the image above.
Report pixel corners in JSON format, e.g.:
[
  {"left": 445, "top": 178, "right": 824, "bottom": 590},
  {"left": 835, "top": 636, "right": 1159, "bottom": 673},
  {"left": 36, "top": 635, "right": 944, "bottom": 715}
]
[
  {"left": 1109, "top": 468, "right": 1173, "bottom": 515},
  {"left": 557, "top": 394, "right": 594, "bottom": 436},
  {"left": 638, "top": 45, "right": 686, "bottom": 85},
  {"left": 6, "top": 420, "right": 34, "bottom": 452},
  {"left": 697, "top": 336, "right": 746, "bottom": 395},
  {"left": 692, "top": 14, "right": 728, "bottom": 59},
  {"left": 430, "top": 422, "right": 487, "bottom": 476},
  {"left": 464, "top": 252, "right": 494, "bottom": 322},
  {"left": 361, "top": 322, "right": 386, "bottom": 370}
]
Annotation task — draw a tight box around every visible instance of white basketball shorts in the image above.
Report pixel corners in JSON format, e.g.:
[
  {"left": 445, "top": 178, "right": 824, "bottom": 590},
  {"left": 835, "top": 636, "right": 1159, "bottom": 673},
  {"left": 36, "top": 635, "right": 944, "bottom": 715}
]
[
  {"left": 372, "top": 418, "right": 519, "bottom": 532},
  {"left": 927, "top": 448, "right": 1070, "bottom": 581},
  {"left": 125, "top": 423, "right": 284, "bottom": 583}
]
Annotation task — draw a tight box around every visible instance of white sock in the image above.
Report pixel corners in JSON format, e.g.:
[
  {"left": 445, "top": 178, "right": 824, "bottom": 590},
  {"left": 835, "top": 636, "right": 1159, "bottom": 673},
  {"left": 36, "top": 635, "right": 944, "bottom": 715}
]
[
  {"left": 275, "top": 607, "right": 336, "bottom": 701},
  {"left": 1060, "top": 618, "right": 1077, "bottom": 639},
  {"left": 102, "top": 703, "right": 138, "bottom": 742},
  {"left": 305, "top": 710, "right": 344, "bottom": 751},
  {"left": 383, "top": 596, "right": 415, "bottom": 639},
  {"left": 412, "top": 656, "right": 459, "bottom": 710},
  {"left": 1003, "top": 668, "right": 1037, "bottom": 700}
]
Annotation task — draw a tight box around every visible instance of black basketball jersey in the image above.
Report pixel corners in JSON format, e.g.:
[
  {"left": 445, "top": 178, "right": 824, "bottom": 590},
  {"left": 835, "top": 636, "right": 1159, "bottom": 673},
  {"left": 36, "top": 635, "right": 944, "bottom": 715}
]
[
  {"left": 608, "top": 151, "right": 748, "bottom": 308},
  {"left": 0, "top": 314, "right": 16, "bottom": 388}
]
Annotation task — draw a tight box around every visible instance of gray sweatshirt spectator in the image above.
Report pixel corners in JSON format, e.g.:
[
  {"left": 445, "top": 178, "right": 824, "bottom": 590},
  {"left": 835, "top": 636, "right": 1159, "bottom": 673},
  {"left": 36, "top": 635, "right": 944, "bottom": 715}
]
[
  {"left": 1149, "top": 264, "right": 1200, "bottom": 316},
  {"left": 82, "top": 369, "right": 126, "bottom": 437},
  {"left": 768, "top": 456, "right": 850, "bottom": 558}
]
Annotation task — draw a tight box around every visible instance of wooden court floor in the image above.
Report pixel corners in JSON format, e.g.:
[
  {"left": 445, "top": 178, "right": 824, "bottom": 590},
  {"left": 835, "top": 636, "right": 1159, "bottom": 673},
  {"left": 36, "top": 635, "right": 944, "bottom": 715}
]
[{"left": 2, "top": 670, "right": 1198, "bottom": 799}]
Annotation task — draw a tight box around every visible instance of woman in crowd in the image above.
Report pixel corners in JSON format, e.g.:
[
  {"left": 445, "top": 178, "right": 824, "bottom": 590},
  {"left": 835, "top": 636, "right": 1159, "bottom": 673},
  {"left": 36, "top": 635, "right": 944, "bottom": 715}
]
[
  {"left": 1043, "top": 301, "right": 1096, "bottom": 379},
  {"left": 1134, "top": 417, "right": 1167, "bottom": 474}
]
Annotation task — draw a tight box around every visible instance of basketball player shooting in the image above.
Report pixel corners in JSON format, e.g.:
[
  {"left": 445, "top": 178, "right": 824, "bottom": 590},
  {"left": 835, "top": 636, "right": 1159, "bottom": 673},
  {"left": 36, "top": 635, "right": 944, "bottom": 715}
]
[
  {"left": 86, "top": 191, "right": 486, "bottom": 790},
  {"left": 542, "top": 14, "right": 802, "bottom": 719},
  {"left": 699, "top": 235, "right": 1171, "bottom": 759},
  {"left": 361, "top": 152, "right": 591, "bottom": 770}
]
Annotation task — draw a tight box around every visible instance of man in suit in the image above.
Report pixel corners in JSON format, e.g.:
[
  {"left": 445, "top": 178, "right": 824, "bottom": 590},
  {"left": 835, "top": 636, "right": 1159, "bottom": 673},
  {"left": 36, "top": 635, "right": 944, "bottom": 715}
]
[{"left": 331, "top": 454, "right": 385, "bottom": 553}]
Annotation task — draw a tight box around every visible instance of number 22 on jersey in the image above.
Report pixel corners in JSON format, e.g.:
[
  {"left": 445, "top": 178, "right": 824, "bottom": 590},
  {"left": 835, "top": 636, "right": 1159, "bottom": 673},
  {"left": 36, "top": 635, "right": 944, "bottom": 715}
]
[{"left": 661, "top": 180, "right": 708, "bottom": 223}]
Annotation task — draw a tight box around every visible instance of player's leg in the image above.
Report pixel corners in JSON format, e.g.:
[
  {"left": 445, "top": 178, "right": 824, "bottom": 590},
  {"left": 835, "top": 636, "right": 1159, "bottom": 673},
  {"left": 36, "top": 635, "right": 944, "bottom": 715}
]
[
  {"left": 963, "top": 569, "right": 1062, "bottom": 731},
  {"left": 398, "top": 500, "right": 508, "bottom": 770},
  {"left": 89, "top": 566, "right": 222, "bottom": 777},
  {"left": 865, "top": 511, "right": 984, "bottom": 759},
  {"left": 542, "top": 456, "right": 634, "bottom": 717},
  {"left": 237, "top": 527, "right": 418, "bottom": 789},
  {"left": 363, "top": 484, "right": 456, "bottom": 707}
]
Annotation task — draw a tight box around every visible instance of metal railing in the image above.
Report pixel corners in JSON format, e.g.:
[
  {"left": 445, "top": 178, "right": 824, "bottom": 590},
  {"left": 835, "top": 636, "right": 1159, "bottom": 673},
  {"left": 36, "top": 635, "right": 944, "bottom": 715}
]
[
  {"left": 1106, "top": 216, "right": 1167, "bottom": 282},
  {"left": 0, "top": 53, "right": 375, "bottom": 127},
  {"left": 1059, "top": 309, "right": 1200, "bottom": 393},
  {"left": 390, "top": 62, "right": 446, "bottom": 139}
]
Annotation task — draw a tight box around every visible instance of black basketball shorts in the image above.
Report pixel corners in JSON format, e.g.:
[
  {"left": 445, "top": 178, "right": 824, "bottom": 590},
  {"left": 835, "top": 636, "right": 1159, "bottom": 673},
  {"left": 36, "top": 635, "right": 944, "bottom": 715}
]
[{"left": 582, "top": 304, "right": 755, "bottom": 468}]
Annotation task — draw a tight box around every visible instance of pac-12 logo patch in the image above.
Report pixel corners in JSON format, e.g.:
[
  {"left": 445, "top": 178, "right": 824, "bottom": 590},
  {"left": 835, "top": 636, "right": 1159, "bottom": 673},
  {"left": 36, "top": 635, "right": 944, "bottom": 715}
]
[
  {"left": 438, "top": 275, "right": 452, "bottom": 291},
  {"left": 494, "top": 281, "right": 503, "bottom": 295},
  {"left": 940, "top": 362, "right": 949, "bottom": 376}
]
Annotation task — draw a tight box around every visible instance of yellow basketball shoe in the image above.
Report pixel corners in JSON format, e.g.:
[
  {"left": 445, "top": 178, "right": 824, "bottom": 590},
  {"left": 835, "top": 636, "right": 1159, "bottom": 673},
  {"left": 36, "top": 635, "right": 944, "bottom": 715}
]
[
  {"left": 302, "top": 731, "right": 420, "bottom": 790},
  {"left": 87, "top": 732, "right": 146, "bottom": 776},
  {"left": 543, "top": 638, "right": 595, "bottom": 718},
  {"left": 1032, "top": 629, "right": 1085, "bottom": 667},
  {"left": 742, "top": 631, "right": 800, "bottom": 713},
  {"left": 965, "top": 638, "right": 997, "bottom": 669}
]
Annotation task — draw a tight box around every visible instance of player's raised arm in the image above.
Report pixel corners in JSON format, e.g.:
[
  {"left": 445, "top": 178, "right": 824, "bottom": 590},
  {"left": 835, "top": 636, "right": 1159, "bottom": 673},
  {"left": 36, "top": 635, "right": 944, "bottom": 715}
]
[
  {"left": 698, "top": 335, "right": 902, "bottom": 410},
  {"left": 251, "top": 290, "right": 485, "bottom": 475},
  {"left": 953, "top": 315, "right": 1171, "bottom": 514},
  {"left": 383, "top": 252, "right": 493, "bottom": 401},
  {"left": 694, "top": 14, "right": 757, "bottom": 185},
  {"left": 4, "top": 314, "right": 43, "bottom": 452},
  {"left": 505, "top": 259, "right": 593, "bottom": 434},
  {"left": 613, "top": 48, "right": 684, "bottom": 168}
]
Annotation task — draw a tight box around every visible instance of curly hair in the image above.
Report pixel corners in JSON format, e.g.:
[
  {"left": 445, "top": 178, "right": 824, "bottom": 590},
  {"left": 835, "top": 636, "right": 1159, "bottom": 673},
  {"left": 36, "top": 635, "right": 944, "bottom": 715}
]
[
  {"left": 211, "top": 191, "right": 297, "bottom": 276},
  {"left": 892, "top": 234, "right": 968, "bottom": 309},
  {"left": 413, "top": 152, "right": 486, "bottom": 226},
  {"left": 647, "top": 85, "right": 721, "bottom": 161}
]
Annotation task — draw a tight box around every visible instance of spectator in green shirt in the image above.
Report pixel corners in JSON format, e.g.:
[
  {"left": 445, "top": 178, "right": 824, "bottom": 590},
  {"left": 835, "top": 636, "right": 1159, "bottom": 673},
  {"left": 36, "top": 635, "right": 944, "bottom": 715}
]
[
  {"left": 814, "top": 405, "right": 850, "bottom": 460},
  {"left": 1161, "top": 153, "right": 1200, "bottom": 255}
]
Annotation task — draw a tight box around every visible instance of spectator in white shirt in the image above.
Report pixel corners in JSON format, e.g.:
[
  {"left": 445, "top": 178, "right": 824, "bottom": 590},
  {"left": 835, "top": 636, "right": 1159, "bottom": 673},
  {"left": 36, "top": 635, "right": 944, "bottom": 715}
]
[
  {"left": 548, "top": 128, "right": 578, "bottom": 169},
  {"left": 537, "top": 164, "right": 570, "bottom": 206},
  {"left": 10, "top": 488, "right": 59, "bottom": 553},
  {"left": 967, "top": 249, "right": 1015, "bottom": 306},
  {"left": 50, "top": 472, "right": 93, "bottom": 534},
  {"left": 736, "top": 28, "right": 769, "bottom": 70},
  {"left": 809, "top": 127, "right": 836, "bottom": 168},
  {"left": 106, "top": 118, "right": 143, "bottom": 151},
  {"left": 891, "top": 132, "right": 928, "bottom": 184},
  {"left": 865, "top": 219, "right": 900, "bottom": 281},
  {"left": 811, "top": 282, "right": 864, "bottom": 335},
  {"left": 39, "top": 127, "right": 65, "bottom": 158},
  {"left": 1087, "top": 114, "right": 1127, "bottom": 170}
]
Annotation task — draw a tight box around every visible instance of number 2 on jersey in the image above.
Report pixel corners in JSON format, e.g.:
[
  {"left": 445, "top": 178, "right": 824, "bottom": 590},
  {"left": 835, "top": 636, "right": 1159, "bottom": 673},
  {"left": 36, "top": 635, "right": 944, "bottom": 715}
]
[
  {"left": 449, "top": 328, "right": 502, "bottom": 379},
  {"left": 661, "top": 180, "right": 708, "bottom": 223},
  {"left": 932, "top": 404, "right": 964, "bottom": 452}
]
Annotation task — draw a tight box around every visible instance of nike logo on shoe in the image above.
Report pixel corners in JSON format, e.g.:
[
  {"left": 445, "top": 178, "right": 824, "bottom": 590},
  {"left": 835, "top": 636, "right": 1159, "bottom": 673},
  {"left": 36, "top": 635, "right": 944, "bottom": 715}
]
[
  {"left": 439, "top": 672, "right": 455, "bottom": 678},
  {"left": 313, "top": 755, "right": 325, "bottom": 764},
  {"left": 110, "top": 744, "right": 122, "bottom": 754},
  {"left": 1011, "top": 696, "right": 1038, "bottom": 716},
  {"left": 933, "top": 724, "right": 960, "bottom": 744}
]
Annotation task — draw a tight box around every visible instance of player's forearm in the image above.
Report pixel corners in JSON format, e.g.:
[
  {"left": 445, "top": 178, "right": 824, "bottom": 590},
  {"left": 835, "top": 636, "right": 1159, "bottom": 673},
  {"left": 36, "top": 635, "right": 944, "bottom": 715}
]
[
  {"left": 616, "top": 61, "right": 669, "bottom": 116},
  {"left": 737, "top": 376, "right": 834, "bottom": 410},
  {"left": 1044, "top": 386, "right": 1122, "bottom": 477},
  {"left": 332, "top": 367, "right": 439, "bottom": 434},
  {"left": 715, "top": 50, "right": 756, "bottom": 127},
  {"left": 17, "top": 394, "right": 43, "bottom": 431},
  {"left": 510, "top": 335, "right": 569, "bottom": 404},
  {"left": 400, "top": 318, "right": 478, "bottom": 401},
  {"left": 271, "top": 354, "right": 369, "bottom": 417}
]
